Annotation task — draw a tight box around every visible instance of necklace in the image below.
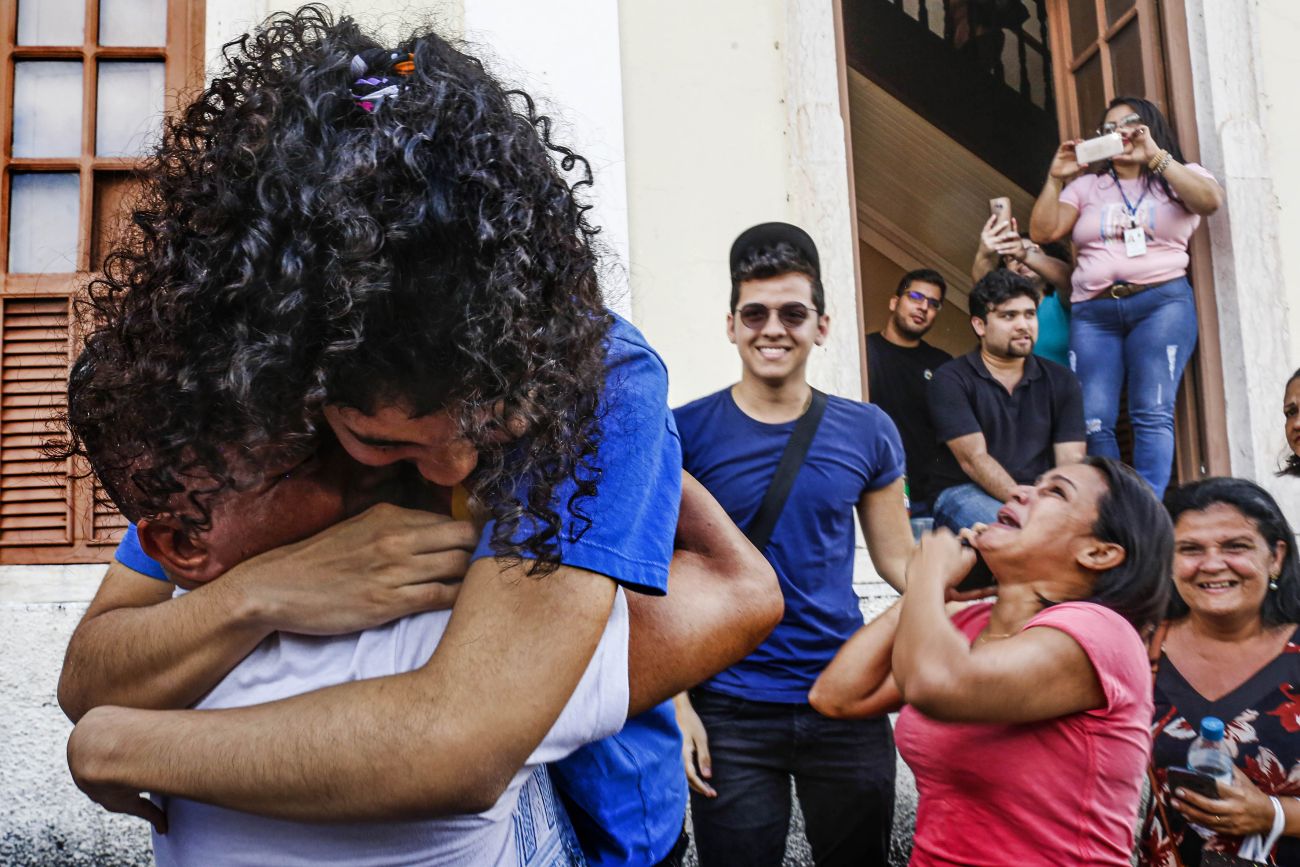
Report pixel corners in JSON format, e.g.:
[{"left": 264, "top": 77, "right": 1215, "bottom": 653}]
[{"left": 975, "top": 628, "right": 1017, "bottom": 644}]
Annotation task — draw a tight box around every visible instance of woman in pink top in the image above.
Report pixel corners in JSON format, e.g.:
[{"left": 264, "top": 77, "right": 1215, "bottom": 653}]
[
  {"left": 1029, "top": 97, "right": 1223, "bottom": 499},
  {"left": 811, "top": 457, "right": 1171, "bottom": 865}
]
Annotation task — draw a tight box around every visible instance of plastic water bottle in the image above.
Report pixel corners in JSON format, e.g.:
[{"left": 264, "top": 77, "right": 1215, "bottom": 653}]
[{"left": 1186, "top": 716, "right": 1234, "bottom": 837}]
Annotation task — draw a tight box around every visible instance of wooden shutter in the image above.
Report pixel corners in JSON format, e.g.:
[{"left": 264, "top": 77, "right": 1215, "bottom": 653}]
[
  {"left": 0, "top": 296, "right": 71, "bottom": 548},
  {"left": 0, "top": 0, "right": 205, "bottom": 563}
]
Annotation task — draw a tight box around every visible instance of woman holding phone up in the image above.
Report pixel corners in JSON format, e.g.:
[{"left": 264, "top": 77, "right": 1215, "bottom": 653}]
[
  {"left": 811, "top": 457, "right": 1170, "bottom": 865},
  {"left": 1029, "top": 97, "right": 1222, "bottom": 499}
]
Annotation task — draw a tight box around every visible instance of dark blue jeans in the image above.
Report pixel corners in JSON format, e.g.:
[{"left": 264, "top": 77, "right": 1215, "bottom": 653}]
[
  {"left": 1069, "top": 277, "right": 1198, "bottom": 499},
  {"left": 688, "top": 689, "right": 895, "bottom": 867}
]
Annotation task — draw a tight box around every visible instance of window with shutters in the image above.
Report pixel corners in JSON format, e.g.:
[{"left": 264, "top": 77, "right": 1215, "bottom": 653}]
[{"left": 0, "top": 0, "right": 203, "bottom": 564}]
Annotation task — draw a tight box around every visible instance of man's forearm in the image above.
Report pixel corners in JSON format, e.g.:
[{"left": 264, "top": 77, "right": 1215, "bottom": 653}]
[
  {"left": 960, "top": 454, "right": 1017, "bottom": 504},
  {"left": 59, "top": 565, "right": 271, "bottom": 722}
]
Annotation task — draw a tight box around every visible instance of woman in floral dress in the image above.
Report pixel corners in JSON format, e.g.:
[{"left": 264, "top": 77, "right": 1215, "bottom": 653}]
[{"left": 1144, "top": 478, "right": 1300, "bottom": 865}]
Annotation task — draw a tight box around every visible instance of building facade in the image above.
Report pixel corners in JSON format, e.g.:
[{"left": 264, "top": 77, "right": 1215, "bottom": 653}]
[{"left": 2, "top": 0, "right": 1298, "bottom": 862}]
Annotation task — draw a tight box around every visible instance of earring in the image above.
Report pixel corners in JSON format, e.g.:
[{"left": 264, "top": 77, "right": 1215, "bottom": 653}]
[{"left": 1270, "top": 572, "right": 1280, "bottom": 592}]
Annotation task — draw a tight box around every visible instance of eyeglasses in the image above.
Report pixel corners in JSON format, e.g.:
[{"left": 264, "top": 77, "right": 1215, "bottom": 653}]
[
  {"left": 1096, "top": 113, "right": 1142, "bottom": 136},
  {"left": 903, "top": 289, "right": 943, "bottom": 311},
  {"left": 735, "top": 302, "right": 819, "bottom": 330}
]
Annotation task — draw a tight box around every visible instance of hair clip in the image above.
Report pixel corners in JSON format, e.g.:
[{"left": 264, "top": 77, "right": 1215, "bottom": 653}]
[{"left": 350, "top": 51, "right": 415, "bottom": 113}]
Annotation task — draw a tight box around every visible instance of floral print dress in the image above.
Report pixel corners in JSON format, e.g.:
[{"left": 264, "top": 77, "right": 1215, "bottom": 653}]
[{"left": 1142, "top": 628, "right": 1300, "bottom": 866}]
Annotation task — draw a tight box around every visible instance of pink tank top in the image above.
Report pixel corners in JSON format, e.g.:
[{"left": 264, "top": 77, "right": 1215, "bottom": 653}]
[{"left": 895, "top": 601, "right": 1152, "bottom": 866}]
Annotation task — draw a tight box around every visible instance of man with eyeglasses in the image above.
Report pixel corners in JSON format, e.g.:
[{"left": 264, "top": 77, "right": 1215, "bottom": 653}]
[
  {"left": 866, "top": 269, "right": 953, "bottom": 539},
  {"left": 670, "top": 222, "right": 912, "bottom": 866}
]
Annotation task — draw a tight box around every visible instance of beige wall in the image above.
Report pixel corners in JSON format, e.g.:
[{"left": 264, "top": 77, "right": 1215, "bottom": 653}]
[
  {"left": 210, "top": 1, "right": 464, "bottom": 70},
  {"left": 619, "top": 0, "right": 860, "bottom": 407},
  {"left": 1258, "top": 0, "right": 1300, "bottom": 381}
]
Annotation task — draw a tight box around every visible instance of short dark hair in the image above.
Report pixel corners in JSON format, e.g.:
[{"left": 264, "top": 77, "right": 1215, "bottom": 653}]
[
  {"left": 896, "top": 269, "right": 947, "bottom": 299},
  {"left": 1280, "top": 367, "right": 1300, "bottom": 478},
  {"left": 1164, "top": 477, "right": 1300, "bottom": 627},
  {"left": 968, "top": 268, "right": 1040, "bottom": 320},
  {"left": 1082, "top": 456, "right": 1173, "bottom": 631},
  {"left": 730, "top": 241, "right": 825, "bottom": 314}
]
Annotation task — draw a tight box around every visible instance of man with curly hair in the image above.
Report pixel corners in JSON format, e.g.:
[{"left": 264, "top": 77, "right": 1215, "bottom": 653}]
[{"left": 56, "top": 8, "right": 780, "bottom": 866}]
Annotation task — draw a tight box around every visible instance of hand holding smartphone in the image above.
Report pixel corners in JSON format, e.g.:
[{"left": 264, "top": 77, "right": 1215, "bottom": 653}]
[
  {"left": 1073, "top": 131, "right": 1124, "bottom": 166},
  {"left": 1166, "top": 766, "right": 1222, "bottom": 800}
]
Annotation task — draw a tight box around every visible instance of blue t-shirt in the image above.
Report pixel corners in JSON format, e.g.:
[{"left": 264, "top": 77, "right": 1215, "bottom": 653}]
[
  {"left": 1034, "top": 291, "right": 1071, "bottom": 368},
  {"left": 674, "top": 388, "right": 905, "bottom": 703},
  {"left": 114, "top": 312, "right": 686, "bottom": 866}
]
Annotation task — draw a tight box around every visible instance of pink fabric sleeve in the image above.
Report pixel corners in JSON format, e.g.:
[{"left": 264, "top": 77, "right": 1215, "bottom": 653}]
[
  {"left": 1024, "top": 602, "right": 1147, "bottom": 715},
  {"left": 949, "top": 601, "right": 994, "bottom": 640},
  {"left": 1058, "top": 174, "right": 1091, "bottom": 211}
]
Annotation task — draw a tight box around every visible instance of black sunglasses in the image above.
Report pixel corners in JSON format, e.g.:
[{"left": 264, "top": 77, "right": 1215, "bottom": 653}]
[
  {"left": 735, "top": 302, "right": 819, "bottom": 330},
  {"left": 903, "top": 289, "right": 943, "bottom": 311}
]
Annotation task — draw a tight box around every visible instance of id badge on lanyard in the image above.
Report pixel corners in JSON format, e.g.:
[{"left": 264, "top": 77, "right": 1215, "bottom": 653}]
[
  {"left": 1114, "top": 170, "right": 1148, "bottom": 258},
  {"left": 1124, "top": 223, "right": 1147, "bottom": 257}
]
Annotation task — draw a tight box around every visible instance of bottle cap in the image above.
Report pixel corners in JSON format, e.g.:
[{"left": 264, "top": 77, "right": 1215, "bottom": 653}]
[{"left": 1199, "top": 716, "right": 1225, "bottom": 741}]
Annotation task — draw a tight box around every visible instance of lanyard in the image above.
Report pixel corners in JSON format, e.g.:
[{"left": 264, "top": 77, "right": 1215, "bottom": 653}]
[{"left": 1109, "top": 168, "right": 1148, "bottom": 222}]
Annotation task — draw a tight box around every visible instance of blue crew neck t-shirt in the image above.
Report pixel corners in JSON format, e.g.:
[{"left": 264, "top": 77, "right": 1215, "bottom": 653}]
[
  {"left": 114, "top": 312, "right": 687, "bottom": 867},
  {"left": 674, "top": 388, "right": 905, "bottom": 703}
]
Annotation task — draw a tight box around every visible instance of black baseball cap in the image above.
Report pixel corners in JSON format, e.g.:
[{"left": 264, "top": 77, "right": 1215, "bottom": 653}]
[{"left": 729, "top": 222, "right": 820, "bottom": 277}]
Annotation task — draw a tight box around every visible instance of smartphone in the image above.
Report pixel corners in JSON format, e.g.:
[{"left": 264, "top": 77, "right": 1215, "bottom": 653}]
[
  {"left": 957, "top": 539, "right": 996, "bottom": 592},
  {"left": 1166, "top": 766, "right": 1221, "bottom": 800},
  {"left": 1074, "top": 131, "right": 1124, "bottom": 166},
  {"left": 989, "top": 197, "right": 1011, "bottom": 220}
]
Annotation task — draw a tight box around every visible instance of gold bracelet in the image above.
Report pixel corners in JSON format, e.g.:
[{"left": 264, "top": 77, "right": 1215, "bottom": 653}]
[{"left": 1149, "top": 150, "right": 1173, "bottom": 175}]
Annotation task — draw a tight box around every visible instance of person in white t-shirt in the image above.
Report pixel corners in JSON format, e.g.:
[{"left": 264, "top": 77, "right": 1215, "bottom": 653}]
[{"left": 128, "top": 436, "right": 619, "bottom": 866}]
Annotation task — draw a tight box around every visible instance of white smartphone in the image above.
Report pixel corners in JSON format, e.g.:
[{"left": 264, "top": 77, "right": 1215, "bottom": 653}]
[{"left": 1074, "top": 132, "right": 1124, "bottom": 166}]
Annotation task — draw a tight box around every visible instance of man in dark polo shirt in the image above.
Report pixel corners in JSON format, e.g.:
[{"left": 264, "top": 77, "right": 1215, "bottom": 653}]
[
  {"left": 928, "top": 269, "right": 1085, "bottom": 531},
  {"left": 866, "top": 268, "right": 953, "bottom": 538}
]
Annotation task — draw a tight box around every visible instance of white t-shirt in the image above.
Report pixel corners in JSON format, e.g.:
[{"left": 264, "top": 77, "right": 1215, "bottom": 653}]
[{"left": 152, "top": 588, "right": 630, "bottom": 867}]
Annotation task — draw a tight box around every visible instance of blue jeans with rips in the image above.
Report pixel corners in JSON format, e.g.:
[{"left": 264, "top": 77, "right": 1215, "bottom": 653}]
[
  {"left": 1069, "top": 276, "right": 1198, "bottom": 499},
  {"left": 933, "top": 482, "right": 1003, "bottom": 533}
]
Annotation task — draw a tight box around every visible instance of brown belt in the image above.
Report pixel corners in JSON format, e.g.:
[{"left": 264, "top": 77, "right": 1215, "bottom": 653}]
[{"left": 1107, "top": 281, "right": 1155, "bottom": 299}]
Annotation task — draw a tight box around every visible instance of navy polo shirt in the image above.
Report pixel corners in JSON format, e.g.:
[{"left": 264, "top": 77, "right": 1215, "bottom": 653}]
[{"left": 928, "top": 350, "right": 1085, "bottom": 491}]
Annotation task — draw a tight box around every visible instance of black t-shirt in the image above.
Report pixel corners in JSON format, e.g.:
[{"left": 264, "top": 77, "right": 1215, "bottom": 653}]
[
  {"left": 927, "top": 350, "right": 1085, "bottom": 492},
  {"left": 866, "top": 332, "right": 952, "bottom": 507}
]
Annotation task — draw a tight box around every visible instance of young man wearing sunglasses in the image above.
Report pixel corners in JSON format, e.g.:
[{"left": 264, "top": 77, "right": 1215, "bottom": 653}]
[
  {"left": 671, "top": 223, "right": 912, "bottom": 866},
  {"left": 866, "top": 269, "right": 953, "bottom": 539}
]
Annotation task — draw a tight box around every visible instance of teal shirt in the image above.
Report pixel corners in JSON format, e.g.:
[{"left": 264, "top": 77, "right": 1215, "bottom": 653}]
[{"left": 1034, "top": 291, "right": 1071, "bottom": 367}]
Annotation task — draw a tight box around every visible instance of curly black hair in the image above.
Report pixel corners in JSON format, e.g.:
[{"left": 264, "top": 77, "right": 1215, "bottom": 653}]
[
  {"left": 57, "top": 4, "right": 611, "bottom": 569},
  {"left": 968, "top": 268, "right": 1040, "bottom": 320}
]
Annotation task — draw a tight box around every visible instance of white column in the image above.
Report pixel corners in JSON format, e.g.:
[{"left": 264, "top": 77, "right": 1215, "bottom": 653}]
[
  {"left": 1180, "top": 0, "right": 1299, "bottom": 517},
  {"left": 462, "top": 0, "right": 631, "bottom": 318},
  {"left": 784, "top": 0, "right": 862, "bottom": 400}
]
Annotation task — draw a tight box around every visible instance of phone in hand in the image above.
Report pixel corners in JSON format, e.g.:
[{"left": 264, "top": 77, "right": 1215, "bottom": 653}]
[
  {"left": 1074, "top": 131, "right": 1124, "bottom": 166},
  {"left": 1166, "top": 766, "right": 1222, "bottom": 800},
  {"left": 989, "top": 197, "right": 1011, "bottom": 221},
  {"left": 957, "top": 538, "right": 996, "bottom": 592}
]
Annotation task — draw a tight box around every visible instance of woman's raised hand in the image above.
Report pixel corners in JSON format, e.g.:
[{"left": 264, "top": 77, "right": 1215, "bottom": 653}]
[
  {"left": 907, "top": 527, "right": 978, "bottom": 596},
  {"left": 1123, "top": 124, "right": 1161, "bottom": 164},
  {"left": 1049, "top": 140, "right": 1083, "bottom": 178}
]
